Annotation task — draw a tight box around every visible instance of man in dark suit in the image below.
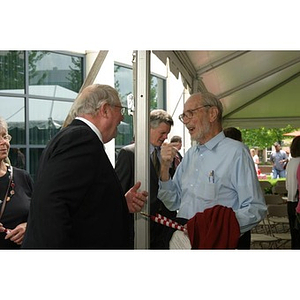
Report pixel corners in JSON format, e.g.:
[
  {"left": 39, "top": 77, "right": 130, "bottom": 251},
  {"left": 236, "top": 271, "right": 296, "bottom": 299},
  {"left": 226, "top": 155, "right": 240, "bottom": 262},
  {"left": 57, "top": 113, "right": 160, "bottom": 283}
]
[
  {"left": 115, "top": 109, "right": 177, "bottom": 249},
  {"left": 169, "top": 135, "right": 183, "bottom": 178},
  {"left": 22, "top": 84, "right": 148, "bottom": 249}
]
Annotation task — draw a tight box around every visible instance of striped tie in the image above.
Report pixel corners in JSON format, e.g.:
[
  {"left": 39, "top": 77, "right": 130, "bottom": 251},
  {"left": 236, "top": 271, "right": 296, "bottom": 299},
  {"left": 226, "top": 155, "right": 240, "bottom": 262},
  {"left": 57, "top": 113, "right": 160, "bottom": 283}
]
[{"left": 152, "top": 147, "right": 160, "bottom": 177}]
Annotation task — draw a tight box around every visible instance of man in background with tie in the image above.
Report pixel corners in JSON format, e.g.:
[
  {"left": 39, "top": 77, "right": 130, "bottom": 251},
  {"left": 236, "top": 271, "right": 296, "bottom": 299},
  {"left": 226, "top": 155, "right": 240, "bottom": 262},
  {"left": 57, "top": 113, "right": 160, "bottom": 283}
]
[
  {"left": 115, "top": 109, "right": 176, "bottom": 249},
  {"left": 169, "top": 135, "right": 183, "bottom": 178}
]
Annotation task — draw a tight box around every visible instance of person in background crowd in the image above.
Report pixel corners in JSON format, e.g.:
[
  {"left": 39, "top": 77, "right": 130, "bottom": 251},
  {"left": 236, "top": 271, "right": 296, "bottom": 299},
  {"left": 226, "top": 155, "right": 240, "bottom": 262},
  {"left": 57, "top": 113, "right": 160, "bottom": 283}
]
[
  {"left": 250, "top": 148, "right": 260, "bottom": 173},
  {"left": 22, "top": 84, "right": 148, "bottom": 249},
  {"left": 115, "top": 109, "right": 176, "bottom": 249},
  {"left": 224, "top": 127, "right": 259, "bottom": 175},
  {"left": 158, "top": 92, "right": 267, "bottom": 249},
  {"left": 296, "top": 165, "right": 300, "bottom": 229},
  {"left": 270, "top": 142, "right": 288, "bottom": 179},
  {"left": 169, "top": 135, "right": 183, "bottom": 178},
  {"left": 285, "top": 136, "right": 300, "bottom": 249},
  {"left": 223, "top": 127, "right": 242, "bottom": 142},
  {"left": 0, "top": 117, "right": 33, "bottom": 249}
]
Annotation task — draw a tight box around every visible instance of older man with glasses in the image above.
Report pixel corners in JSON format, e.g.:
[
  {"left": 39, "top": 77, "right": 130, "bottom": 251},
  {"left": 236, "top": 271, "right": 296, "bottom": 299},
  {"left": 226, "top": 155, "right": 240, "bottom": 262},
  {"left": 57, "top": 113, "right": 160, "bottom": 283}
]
[
  {"left": 158, "top": 92, "right": 267, "bottom": 249},
  {"left": 22, "top": 84, "right": 148, "bottom": 249}
]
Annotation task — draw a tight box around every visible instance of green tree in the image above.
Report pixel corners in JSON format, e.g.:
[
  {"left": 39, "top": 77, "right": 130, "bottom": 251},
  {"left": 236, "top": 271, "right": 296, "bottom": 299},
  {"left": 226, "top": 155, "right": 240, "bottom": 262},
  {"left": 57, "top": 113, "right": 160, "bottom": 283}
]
[
  {"left": 149, "top": 75, "right": 158, "bottom": 109},
  {"left": 28, "top": 51, "right": 49, "bottom": 84},
  {"left": 241, "top": 125, "right": 298, "bottom": 149},
  {"left": 0, "top": 51, "right": 25, "bottom": 90},
  {"left": 0, "top": 50, "right": 50, "bottom": 90},
  {"left": 66, "top": 56, "right": 83, "bottom": 92}
]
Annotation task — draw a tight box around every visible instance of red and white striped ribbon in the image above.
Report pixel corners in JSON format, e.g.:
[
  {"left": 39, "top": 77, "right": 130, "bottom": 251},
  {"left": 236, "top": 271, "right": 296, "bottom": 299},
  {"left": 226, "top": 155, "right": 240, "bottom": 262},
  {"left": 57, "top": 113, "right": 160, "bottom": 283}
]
[{"left": 140, "top": 212, "right": 186, "bottom": 232}]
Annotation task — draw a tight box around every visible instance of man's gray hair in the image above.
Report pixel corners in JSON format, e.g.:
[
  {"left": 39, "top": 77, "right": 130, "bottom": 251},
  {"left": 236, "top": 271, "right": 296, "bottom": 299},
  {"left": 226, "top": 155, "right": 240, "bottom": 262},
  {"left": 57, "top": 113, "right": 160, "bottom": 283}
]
[
  {"left": 69, "top": 84, "right": 120, "bottom": 119},
  {"left": 0, "top": 116, "right": 8, "bottom": 131},
  {"left": 150, "top": 109, "right": 174, "bottom": 129},
  {"left": 170, "top": 135, "right": 182, "bottom": 143},
  {"left": 195, "top": 92, "right": 223, "bottom": 122}
]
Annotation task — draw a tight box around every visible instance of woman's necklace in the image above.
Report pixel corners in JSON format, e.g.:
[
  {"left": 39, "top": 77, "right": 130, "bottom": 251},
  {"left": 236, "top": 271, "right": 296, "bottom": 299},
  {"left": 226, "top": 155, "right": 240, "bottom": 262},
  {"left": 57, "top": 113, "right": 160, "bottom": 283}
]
[
  {"left": 6, "top": 164, "right": 15, "bottom": 202},
  {"left": 0, "top": 164, "right": 15, "bottom": 203}
]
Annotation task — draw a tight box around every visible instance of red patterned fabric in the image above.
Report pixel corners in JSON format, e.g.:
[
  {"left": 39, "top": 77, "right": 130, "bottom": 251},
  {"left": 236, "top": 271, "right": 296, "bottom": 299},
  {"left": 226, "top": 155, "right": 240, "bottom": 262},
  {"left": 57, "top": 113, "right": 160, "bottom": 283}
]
[
  {"left": 152, "top": 214, "right": 186, "bottom": 232},
  {"left": 186, "top": 205, "right": 240, "bottom": 249}
]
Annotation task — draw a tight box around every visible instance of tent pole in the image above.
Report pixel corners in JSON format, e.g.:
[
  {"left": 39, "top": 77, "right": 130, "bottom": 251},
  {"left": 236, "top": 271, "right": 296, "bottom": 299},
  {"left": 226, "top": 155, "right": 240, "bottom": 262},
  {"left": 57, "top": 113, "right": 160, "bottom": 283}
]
[{"left": 134, "top": 50, "right": 150, "bottom": 249}]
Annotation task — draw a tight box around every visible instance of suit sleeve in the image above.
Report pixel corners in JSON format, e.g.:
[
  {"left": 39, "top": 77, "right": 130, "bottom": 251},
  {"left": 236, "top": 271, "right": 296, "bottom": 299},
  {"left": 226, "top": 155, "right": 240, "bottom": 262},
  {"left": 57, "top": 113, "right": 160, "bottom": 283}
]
[{"left": 115, "top": 147, "right": 134, "bottom": 194}]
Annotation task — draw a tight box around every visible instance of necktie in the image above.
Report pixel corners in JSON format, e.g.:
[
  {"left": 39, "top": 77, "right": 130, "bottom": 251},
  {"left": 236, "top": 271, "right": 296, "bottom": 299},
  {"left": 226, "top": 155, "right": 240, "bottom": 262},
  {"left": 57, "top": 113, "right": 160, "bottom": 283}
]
[{"left": 152, "top": 147, "right": 160, "bottom": 177}]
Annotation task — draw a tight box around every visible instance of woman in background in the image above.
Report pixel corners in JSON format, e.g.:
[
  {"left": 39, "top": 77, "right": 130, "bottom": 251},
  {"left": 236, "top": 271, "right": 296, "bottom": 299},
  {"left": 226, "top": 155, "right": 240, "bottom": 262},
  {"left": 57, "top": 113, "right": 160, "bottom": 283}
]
[
  {"left": 285, "top": 135, "right": 300, "bottom": 249},
  {"left": 250, "top": 148, "right": 259, "bottom": 173},
  {"left": 0, "top": 117, "right": 33, "bottom": 249}
]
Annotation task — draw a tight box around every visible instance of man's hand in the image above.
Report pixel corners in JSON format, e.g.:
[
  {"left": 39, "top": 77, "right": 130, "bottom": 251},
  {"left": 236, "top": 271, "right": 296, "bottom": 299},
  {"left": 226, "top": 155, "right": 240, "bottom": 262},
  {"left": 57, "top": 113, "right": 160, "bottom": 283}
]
[
  {"left": 125, "top": 181, "right": 148, "bottom": 213},
  {"left": 161, "top": 142, "right": 179, "bottom": 166},
  {"left": 0, "top": 222, "right": 7, "bottom": 233},
  {"left": 160, "top": 142, "right": 179, "bottom": 181}
]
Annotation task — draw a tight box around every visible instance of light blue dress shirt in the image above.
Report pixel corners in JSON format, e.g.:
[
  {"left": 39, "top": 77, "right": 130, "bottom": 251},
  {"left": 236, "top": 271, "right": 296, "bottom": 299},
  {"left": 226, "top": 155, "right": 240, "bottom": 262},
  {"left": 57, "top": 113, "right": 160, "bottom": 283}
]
[
  {"left": 270, "top": 150, "right": 287, "bottom": 171},
  {"left": 158, "top": 131, "right": 267, "bottom": 234}
]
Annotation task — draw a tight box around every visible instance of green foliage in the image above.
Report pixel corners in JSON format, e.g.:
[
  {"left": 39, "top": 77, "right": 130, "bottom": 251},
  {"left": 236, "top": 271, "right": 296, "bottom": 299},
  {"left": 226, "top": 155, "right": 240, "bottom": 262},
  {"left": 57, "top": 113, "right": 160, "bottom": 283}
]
[
  {"left": 149, "top": 75, "right": 158, "bottom": 109},
  {"left": 66, "top": 56, "right": 83, "bottom": 93},
  {"left": 240, "top": 125, "right": 298, "bottom": 149},
  {"left": 28, "top": 51, "right": 49, "bottom": 84},
  {"left": 0, "top": 51, "right": 25, "bottom": 90},
  {"left": 1, "top": 51, "right": 83, "bottom": 93}
]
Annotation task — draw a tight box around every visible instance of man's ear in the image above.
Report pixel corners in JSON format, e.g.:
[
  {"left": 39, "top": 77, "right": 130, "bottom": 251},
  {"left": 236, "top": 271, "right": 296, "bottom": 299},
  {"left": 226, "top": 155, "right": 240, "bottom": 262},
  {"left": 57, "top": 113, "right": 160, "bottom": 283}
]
[
  {"left": 99, "top": 103, "right": 110, "bottom": 118},
  {"left": 209, "top": 106, "right": 219, "bottom": 122}
]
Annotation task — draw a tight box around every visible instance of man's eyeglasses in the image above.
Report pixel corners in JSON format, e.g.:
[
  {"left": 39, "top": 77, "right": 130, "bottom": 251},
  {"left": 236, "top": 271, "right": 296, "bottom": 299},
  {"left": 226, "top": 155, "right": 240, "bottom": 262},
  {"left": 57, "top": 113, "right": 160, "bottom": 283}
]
[
  {"left": 113, "top": 105, "right": 128, "bottom": 115},
  {"left": 0, "top": 134, "right": 12, "bottom": 142},
  {"left": 178, "top": 105, "right": 211, "bottom": 123}
]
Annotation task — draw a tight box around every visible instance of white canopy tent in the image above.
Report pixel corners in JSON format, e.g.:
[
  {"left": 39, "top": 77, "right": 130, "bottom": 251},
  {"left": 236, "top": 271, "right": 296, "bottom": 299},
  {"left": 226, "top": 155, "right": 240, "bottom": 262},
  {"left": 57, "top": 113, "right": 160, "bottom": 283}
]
[{"left": 153, "top": 50, "right": 300, "bottom": 129}]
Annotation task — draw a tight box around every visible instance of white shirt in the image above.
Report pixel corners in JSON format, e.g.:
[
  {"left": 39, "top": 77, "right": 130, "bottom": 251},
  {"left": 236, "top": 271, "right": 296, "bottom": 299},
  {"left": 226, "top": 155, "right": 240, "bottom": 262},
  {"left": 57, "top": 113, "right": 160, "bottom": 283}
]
[
  {"left": 75, "top": 117, "right": 103, "bottom": 143},
  {"left": 286, "top": 156, "right": 300, "bottom": 202}
]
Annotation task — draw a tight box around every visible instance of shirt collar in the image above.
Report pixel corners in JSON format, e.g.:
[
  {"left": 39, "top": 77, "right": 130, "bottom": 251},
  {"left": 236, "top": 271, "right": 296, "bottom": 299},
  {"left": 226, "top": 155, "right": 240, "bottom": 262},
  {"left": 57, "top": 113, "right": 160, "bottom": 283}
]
[
  {"left": 75, "top": 117, "right": 103, "bottom": 143},
  {"left": 196, "top": 131, "right": 225, "bottom": 151},
  {"left": 150, "top": 144, "right": 160, "bottom": 154}
]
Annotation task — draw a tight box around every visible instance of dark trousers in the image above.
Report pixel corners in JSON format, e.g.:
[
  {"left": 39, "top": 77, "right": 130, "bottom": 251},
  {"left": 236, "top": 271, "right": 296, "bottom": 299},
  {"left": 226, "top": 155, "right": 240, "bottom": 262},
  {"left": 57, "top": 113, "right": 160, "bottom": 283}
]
[
  {"left": 287, "top": 201, "right": 300, "bottom": 249},
  {"left": 236, "top": 230, "right": 251, "bottom": 249}
]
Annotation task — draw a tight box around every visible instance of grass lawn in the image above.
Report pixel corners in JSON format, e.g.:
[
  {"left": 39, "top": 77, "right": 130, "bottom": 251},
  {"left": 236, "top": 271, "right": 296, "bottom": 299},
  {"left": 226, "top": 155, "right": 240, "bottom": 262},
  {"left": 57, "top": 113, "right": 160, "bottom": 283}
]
[{"left": 259, "top": 176, "right": 286, "bottom": 186}]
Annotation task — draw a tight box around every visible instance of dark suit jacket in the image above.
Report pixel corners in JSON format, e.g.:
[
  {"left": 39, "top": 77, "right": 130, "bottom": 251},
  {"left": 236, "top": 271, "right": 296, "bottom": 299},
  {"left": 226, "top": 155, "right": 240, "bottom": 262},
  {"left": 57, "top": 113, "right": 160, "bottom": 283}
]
[
  {"left": 22, "top": 119, "right": 130, "bottom": 249},
  {"left": 115, "top": 143, "right": 177, "bottom": 249}
]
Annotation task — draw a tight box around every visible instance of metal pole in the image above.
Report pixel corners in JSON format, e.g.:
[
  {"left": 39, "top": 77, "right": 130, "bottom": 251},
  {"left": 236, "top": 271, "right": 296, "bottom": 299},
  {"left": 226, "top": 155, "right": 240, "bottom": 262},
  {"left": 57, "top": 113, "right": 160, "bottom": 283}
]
[{"left": 134, "top": 51, "right": 150, "bottom": 249}]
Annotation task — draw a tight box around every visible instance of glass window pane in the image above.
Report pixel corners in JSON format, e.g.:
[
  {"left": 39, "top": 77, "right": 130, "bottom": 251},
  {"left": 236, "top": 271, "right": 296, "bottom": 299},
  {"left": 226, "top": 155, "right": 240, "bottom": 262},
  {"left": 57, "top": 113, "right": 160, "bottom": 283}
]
[
  {"left": 29, "top": 98, "right": 73, "bottom": 145},
  {"left": 150, "top": 75, "right": 166, "bottom": 109},
  {"left": 28, "top": 51, "right": 83, "bottom": 98},
  {"left": 0, "top": 51, "right": 25, "bottom": 93},
  {"left": 0, "top": 96, "right": 25, "bottom": 144},
  {"left": 114, "top": 64, "right": 133, "bottom": 103},
  {"left": 114, "top": 64, "right": 167, "bottom": 151},
  {"left": 114, "top": 64, "right": 134, "bottom": 148}
]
